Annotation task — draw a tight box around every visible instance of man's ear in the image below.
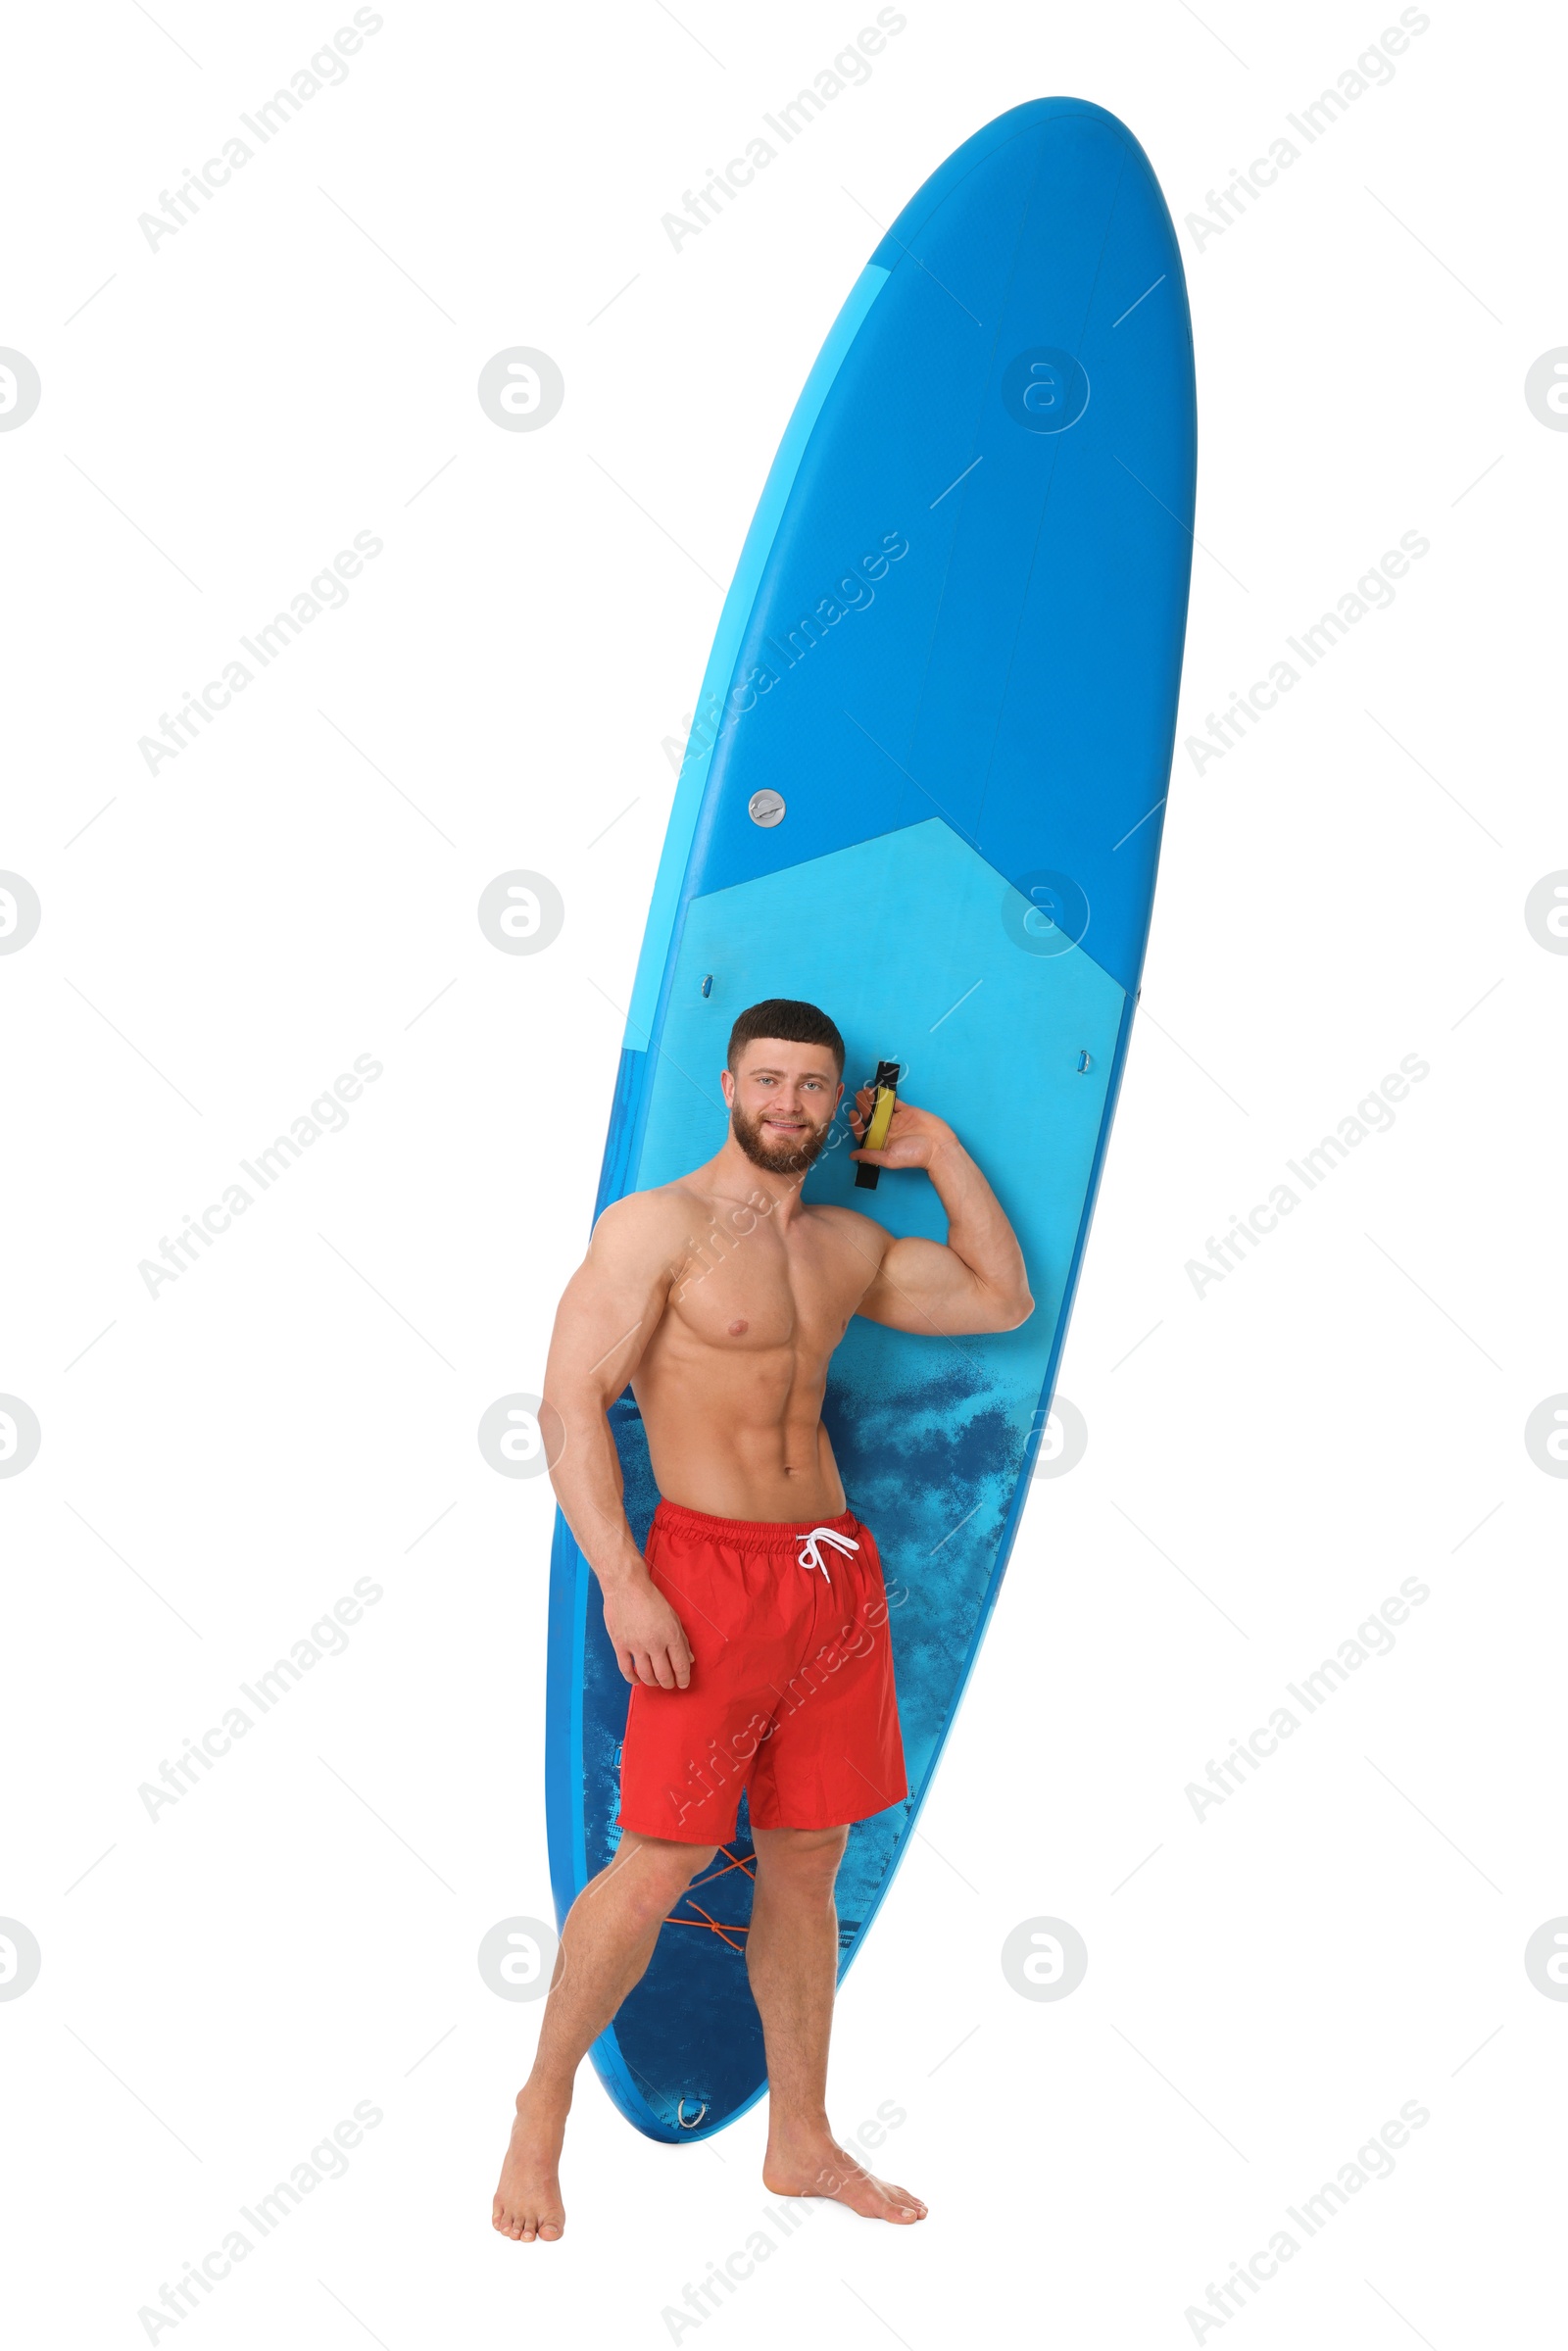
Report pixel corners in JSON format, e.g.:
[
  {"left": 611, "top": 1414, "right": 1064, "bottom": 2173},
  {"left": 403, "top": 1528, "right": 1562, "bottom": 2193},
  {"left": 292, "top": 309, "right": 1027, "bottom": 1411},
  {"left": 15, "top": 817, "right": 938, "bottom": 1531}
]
[{"left": 720, "top": 1068, "right": 734, "bottom": 1107}]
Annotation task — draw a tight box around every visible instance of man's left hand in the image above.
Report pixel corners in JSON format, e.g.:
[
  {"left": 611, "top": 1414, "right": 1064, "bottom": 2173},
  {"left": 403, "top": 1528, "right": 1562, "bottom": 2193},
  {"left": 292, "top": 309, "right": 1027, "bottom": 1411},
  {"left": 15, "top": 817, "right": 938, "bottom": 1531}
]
[{"left": 848, "top": 1087, "right": 955, "bottom": 1174}]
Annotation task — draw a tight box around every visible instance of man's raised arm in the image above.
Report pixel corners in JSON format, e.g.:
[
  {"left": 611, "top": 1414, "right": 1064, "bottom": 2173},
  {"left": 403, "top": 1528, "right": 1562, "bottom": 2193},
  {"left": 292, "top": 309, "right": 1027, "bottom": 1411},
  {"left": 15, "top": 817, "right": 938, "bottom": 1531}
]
[
  {"left": 540, "top": 1195, "right": 693, "bottom": 1690},
  {"left": 849, "top": 1092, "right": 1034, "bottom": 1339}
]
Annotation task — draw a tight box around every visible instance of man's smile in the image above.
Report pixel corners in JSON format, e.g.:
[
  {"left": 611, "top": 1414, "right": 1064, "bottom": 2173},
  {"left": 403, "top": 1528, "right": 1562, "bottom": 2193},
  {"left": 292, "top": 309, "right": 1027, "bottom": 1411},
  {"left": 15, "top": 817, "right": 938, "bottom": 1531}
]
[{"left": 727, "top": 1083, "right": 836, "bottom": 1176}]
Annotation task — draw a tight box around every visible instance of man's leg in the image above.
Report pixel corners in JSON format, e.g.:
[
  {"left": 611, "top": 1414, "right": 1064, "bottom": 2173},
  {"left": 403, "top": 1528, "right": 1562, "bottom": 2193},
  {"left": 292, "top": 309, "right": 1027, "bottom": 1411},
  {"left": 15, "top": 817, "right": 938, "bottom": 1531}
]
[
  {"left": 747, "top": 1823, "right": 926, "bottom": 2224},
  {"left": 493, "top": 1830, "right": 717, "bottom": 2242}
]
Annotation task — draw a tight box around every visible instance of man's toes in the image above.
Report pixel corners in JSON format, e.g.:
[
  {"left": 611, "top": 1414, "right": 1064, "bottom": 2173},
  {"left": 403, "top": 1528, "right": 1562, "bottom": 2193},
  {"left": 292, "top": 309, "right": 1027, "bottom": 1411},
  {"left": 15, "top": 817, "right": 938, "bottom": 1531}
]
[{"left": 538, "top": 2219, "right": 564, "bottom": 2240}]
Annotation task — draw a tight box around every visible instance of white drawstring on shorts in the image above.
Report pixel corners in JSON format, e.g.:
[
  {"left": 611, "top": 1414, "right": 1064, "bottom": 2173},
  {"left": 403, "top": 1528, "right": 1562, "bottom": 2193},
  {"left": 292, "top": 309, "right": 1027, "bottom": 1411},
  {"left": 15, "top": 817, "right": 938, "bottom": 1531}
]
[{"left": 796, "top": 1526, "right": 860, "bottom": 1585}]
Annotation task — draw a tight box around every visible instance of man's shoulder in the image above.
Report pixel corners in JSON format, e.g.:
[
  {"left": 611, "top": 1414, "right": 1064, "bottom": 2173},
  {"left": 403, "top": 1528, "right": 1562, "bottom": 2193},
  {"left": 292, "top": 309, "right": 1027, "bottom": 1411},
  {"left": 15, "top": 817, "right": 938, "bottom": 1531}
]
[
  {"left": 808, "top": 1200, "right": 893, "bottom": 1255},
  {"left": 590, "top": 1180, "right": 706, "bottom": 1252}
]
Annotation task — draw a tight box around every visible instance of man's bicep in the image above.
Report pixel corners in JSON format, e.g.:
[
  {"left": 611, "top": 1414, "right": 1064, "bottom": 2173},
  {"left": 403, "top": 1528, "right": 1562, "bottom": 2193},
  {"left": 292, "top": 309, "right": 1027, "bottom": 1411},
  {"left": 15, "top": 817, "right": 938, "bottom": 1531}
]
[
  {"left": 858, "top": 1232, "right": 991, "bottom": 1336},
  {"left": 545, "top": 1265, "right": 656, "bottom": 1400},
  {"left": 546, "top": 1199, "right": 678, "bottom": 1400},
  {"left": 851, "top": 1232, "right": 963, "bottom": 1326}
]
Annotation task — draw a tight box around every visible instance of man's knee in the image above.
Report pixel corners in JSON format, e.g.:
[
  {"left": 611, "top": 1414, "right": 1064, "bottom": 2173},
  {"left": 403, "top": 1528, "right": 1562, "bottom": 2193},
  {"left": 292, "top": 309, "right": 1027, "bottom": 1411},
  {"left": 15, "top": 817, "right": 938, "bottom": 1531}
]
[
  {"left": 754, "top": 1823, "right": 850, "bottom": 1881},
  {"left": 618, "top": 1832, "right": 717, "bottom": 1916}
]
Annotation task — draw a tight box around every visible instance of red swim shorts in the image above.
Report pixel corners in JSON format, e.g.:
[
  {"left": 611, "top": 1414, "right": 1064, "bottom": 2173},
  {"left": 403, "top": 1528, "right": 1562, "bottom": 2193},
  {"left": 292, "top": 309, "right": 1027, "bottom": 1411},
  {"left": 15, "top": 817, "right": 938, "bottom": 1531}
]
[{"left": 615, "top": 1497, "right": 908, "bottom": 1845}]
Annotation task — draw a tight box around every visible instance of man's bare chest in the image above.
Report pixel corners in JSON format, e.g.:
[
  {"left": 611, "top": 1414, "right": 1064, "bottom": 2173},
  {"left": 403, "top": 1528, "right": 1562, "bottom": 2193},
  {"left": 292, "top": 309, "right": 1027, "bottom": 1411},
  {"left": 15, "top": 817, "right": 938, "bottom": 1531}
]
[{"left": 662, "top": 1209, "right": 862, "bottom": 1360}]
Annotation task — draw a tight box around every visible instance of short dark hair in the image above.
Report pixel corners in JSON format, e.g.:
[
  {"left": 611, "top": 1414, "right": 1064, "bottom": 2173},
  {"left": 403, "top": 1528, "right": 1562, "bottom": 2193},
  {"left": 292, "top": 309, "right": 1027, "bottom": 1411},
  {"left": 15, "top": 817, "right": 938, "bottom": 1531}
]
[{"left": 726, "top": 998, "right": 845, "bottom": 1077}]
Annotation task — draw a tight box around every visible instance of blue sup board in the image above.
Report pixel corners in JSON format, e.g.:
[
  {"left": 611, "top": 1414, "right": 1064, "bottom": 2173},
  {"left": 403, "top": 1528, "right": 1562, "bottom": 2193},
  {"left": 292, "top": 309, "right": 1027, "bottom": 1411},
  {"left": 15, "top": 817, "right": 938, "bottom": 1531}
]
[{"left": 545, "top": 97, "right": 1196, "bottom": 2141}]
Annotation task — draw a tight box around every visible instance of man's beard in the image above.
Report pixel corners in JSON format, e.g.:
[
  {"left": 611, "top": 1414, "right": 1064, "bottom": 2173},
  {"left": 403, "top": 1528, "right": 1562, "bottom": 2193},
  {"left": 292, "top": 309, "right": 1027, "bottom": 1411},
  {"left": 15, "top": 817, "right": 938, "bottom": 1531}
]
[{"left": 729, "top": 1098, "right": 833, "bottom": 1176}]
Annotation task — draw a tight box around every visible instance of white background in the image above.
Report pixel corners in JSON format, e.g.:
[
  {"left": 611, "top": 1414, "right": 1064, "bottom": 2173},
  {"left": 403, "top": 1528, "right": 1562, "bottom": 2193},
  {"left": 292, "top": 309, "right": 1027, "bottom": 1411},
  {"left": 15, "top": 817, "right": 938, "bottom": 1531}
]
[{"left": 3, "top": 0, "right": 1564, "bottom": 2343}]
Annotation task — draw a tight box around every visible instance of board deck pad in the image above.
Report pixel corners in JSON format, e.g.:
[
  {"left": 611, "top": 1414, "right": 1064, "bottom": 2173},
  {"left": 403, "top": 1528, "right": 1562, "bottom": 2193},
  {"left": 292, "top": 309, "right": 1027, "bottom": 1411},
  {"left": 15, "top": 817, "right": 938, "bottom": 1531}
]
[{"left": 545, "top": 97, "right": 1197, "bottom": 2141}]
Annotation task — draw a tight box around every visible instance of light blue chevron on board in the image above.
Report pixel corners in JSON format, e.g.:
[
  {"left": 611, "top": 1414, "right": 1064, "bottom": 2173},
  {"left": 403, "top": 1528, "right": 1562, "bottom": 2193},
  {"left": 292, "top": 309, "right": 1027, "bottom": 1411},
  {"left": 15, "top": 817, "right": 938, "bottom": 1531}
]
[{"left": 638, "top": 816, "right": 1126, "bottom": 1364}]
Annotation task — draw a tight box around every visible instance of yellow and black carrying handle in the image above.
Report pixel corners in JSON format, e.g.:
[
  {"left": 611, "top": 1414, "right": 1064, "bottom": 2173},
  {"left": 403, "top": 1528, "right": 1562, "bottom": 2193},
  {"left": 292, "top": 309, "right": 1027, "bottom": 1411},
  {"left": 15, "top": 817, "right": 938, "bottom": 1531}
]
[{"left": 854, "top": 1060, "right": 901, "bottom": 1190}]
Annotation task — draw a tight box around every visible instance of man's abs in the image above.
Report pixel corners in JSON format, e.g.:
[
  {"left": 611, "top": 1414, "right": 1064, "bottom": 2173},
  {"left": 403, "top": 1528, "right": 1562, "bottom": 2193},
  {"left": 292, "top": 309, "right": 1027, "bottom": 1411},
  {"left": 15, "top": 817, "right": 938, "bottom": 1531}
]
[
  {"left": 634, "top": 1357, "right": 846, "bottom": 1521},
  {"left": 631, "top": 1199, "right": 866, "bottom": 1521}
]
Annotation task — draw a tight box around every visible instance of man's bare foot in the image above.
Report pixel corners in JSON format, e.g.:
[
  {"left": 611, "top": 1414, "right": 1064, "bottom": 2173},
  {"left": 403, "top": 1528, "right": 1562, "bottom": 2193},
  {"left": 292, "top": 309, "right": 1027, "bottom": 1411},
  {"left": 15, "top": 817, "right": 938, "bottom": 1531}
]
[
  {"left": 762, "top": 2124, "right": 927, "bottom": 2224},
  {"left": 492, "top": 2084, "right": 568, "bottom": 2243}
]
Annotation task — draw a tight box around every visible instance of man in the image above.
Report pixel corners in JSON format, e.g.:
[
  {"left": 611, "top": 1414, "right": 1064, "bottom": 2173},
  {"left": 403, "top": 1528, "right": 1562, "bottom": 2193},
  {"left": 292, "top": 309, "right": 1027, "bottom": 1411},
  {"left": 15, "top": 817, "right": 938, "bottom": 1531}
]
[{"left": 493, "top": 998, "right": 1033, "bottom": 2242}]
